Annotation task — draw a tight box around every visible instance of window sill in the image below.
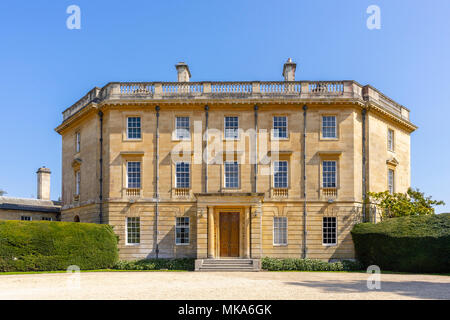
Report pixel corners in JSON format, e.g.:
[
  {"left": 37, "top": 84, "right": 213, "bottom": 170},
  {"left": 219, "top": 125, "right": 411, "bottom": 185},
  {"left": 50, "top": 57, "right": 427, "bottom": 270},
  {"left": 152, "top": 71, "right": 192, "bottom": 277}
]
[
  {"left": 320, "top": 137, "right": 339, "bottom": 141},
  {"left": 125, "top": 243, "right": 140, "bottom": 246},
  {"left": 273, "top": 244, "right": 288, "bottom": 247},
  {"left": 124, "top": 138, "right": 143, "bottom": 142},
  {"left": 175, "top": 243, "right": 190, "bottom": 246},
  {"left": 322, "top": 243, "right": 337, "bottom": 247}
]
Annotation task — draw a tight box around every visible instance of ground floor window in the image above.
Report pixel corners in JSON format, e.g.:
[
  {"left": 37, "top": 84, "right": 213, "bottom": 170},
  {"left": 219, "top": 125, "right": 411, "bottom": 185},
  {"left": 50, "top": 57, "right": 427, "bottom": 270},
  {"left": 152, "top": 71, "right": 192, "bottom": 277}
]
[
  {"left": 175, "top": 217, "right": 190, "bottom": 245},
  {"left": 322, "top": 217, "right": 337, "bottom": 245},
  {"left": 273, "top": 217, "right": 287, "bottom": 245},
  {"left": 41, "top": 217, "right": 52, "bottom": 221},
  {"left": 20, "top": 216, "right": 31, "bottom": 221},
  {"left": 126, "top": 217, "right": 140, "bottom": 244}
]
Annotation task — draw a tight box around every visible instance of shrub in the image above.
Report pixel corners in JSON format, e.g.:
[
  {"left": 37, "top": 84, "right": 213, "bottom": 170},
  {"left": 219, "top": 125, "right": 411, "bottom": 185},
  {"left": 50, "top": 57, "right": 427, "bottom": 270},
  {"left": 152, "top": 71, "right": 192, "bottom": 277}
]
[
  {"left": 261, "top": 257, "right": 362, "bottom": 271},
  {"left": 351, "top": 214, "right": 450, "bottom": 273},
  {"left": 113, "top": 258, "right": 195, "bottom": 271},
  {"left": 0, "top": 220, "right": 118, "bottom": 272}
]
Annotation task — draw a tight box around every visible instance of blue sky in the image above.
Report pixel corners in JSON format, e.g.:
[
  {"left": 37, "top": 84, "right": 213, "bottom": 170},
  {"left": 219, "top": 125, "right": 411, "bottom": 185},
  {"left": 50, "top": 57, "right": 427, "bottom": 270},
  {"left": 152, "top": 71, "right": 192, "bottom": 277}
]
[{"left": 0, "top": 0, "right": 448, "bottom": 213}]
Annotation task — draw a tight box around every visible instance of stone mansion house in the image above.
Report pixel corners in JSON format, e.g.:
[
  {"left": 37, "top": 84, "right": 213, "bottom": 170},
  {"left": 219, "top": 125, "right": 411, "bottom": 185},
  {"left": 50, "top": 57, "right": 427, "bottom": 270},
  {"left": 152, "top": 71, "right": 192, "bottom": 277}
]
[{"left": 55, "top": 59, "right": 416, "bottom": 268}]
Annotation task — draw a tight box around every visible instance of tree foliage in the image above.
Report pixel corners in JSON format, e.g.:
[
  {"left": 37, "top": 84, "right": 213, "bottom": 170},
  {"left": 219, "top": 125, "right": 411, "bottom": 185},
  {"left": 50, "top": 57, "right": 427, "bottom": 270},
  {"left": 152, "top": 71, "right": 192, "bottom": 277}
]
[
  {"left": 0, "top": 189, "right": 6, "bottom": 196},
  {"left": 367, "top": 187, "right": 445, "bottom": 220}
]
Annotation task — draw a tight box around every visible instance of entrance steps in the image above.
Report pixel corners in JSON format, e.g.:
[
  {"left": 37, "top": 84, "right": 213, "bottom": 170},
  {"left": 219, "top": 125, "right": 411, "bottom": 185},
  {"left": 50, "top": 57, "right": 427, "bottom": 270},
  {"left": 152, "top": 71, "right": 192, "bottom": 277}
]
[{"left": 195, "top": 259, "right": 261, "bottom": 272}]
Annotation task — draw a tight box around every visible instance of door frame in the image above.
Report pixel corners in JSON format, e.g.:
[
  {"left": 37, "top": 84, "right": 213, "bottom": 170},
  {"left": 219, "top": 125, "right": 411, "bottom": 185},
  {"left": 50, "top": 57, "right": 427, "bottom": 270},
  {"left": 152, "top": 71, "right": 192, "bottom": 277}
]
[{"left": 214, "top": 207, "right": 244, "bottom": 258}]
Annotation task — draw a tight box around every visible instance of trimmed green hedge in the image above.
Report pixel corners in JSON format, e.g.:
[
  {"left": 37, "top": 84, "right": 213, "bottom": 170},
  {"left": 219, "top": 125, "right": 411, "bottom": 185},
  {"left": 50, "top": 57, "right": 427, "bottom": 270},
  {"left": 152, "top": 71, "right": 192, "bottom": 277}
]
[
  {"left": 113, "top": 258, "right": 195, "bottom": 271},
  {"left": 261, "top": 257, "right": 362, "bottom": 271},
  {"left": 351, "top": 214, "right": 450, "bottom": 273},
  {"left": 0, "top": 220, "right": 118, "bottom": 272}
]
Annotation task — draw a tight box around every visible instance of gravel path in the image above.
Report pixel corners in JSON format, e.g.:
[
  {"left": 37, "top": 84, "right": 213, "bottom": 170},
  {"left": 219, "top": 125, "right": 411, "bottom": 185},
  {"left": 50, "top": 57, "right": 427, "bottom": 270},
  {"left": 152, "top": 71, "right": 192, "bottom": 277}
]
[{"left": 0, "top": 271, "right": 449, "bottom": 300}]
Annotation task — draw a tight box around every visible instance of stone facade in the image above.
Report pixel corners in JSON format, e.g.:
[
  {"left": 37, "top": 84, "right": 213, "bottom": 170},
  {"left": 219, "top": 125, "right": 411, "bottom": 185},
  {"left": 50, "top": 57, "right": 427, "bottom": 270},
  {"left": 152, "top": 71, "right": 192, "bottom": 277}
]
[{"left": 55, "top": 60, "right": 416, "bottom": 261}]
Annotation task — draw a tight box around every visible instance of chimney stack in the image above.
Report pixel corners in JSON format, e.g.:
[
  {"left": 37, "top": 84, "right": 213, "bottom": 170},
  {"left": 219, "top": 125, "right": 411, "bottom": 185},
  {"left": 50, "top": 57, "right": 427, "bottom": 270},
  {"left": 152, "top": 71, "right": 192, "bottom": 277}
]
[
  {"left": 282, "top": 58, "right": 297, "bottom": 81},
  {"left": 37, "top": 167, "right": 51, "bottom": 200},
  {"left": 175, "top": 62, "right": 191, "bottom": 82}
]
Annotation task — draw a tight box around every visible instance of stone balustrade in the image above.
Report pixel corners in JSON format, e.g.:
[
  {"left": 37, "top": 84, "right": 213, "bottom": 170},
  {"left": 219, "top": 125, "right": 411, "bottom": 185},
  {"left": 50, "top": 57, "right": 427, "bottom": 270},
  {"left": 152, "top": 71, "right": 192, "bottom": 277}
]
[{"left": 62, "top": 80, "right": 410, "bottom": 123}]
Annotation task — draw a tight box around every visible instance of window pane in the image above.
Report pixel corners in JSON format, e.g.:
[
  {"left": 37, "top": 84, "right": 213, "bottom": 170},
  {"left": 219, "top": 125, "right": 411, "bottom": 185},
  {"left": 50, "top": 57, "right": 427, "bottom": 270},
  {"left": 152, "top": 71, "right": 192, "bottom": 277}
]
[
  {"left": 127, "top": 117, "right": 141, "bottom": 139},
  {"left": 274, "top": 161, "right": 288, "bottom": 188},
  {"left": 322, "top": 116, "right": 337, "bottom": 138},
  {"left": 224, "top": 161, "right": 239, "bottom": 188},
  {"left": 323, "top": 217, "right": 337, "bottom": 245},
  {"left": 176, "top": 162, "right": 190, "bottom": 188},
  {"left": 273, "top": 217, "right": 287, "bottom": 245},
  {"left": 224, "top": 116, "right": 239, "bottom": 139},
  {"left": 322, "top": 161, "right": 337, "bottom": 188},
  {"left": 176, "top": 117, "right": 190, "bottom": 139},
  {"left": 127, "top": 217, "right": 140, "bottom": 244},
  {"left": 176, "top": 217, "right": 190, "bottom": 244},
  {"left": 273, "top": 116, "right": 287, "bottom": 138},
  {"left": 127, "top": 162, "right": 141, "bottom": 189}
]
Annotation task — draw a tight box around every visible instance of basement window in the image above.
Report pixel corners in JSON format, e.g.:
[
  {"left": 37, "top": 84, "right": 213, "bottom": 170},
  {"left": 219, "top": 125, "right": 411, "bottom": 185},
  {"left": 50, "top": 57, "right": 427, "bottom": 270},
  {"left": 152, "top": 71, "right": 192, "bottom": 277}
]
[{"left": 126, "top": 217, "right": 140, "bottom": 245}]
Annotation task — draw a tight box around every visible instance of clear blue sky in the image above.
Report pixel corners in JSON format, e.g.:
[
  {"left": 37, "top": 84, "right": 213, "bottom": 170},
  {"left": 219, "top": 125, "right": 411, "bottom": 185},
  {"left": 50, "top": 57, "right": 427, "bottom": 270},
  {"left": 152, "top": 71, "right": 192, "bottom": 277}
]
[{"left": 0, "top": 0, "right": 448, "bottom": 213}]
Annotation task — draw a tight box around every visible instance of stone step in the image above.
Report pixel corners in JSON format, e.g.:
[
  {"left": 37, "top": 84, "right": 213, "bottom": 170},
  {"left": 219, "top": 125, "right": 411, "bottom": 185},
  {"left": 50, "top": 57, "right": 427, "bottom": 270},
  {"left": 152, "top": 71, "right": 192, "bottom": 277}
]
[{"left": 195, "top": 259, "right": 261, "bottom": 272}]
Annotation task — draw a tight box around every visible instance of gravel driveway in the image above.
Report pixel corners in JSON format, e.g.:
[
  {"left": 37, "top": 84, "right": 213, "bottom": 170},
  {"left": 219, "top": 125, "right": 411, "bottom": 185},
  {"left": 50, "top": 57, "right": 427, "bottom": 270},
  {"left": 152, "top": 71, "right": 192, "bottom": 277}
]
[{"left": 0, "top": 271, "right": 448, "bottom": 300}]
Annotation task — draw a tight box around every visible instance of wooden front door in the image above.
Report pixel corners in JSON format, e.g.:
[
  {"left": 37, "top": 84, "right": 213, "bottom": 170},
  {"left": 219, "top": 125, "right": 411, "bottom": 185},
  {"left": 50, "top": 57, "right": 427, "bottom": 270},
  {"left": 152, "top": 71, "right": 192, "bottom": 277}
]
[{"left": 219, "top": 212, "right": 240, "bottom": 257}]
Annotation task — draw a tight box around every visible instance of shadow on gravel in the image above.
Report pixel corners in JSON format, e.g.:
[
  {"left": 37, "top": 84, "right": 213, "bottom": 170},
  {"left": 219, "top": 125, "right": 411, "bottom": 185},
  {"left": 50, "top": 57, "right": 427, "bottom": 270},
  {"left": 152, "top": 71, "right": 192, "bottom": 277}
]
[{"left": 284, "top": 280, "right": 450, "bottom": 300}]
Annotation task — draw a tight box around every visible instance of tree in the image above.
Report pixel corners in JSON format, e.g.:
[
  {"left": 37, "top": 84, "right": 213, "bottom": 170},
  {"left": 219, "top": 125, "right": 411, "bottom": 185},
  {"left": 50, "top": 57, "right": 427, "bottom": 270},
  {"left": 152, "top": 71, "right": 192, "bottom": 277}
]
[
  {"left": 0, "top": 189, "right": 6, "bottom": 196},
  {"left": 367, "top": 188, "right": 445, "bottom": 220}
]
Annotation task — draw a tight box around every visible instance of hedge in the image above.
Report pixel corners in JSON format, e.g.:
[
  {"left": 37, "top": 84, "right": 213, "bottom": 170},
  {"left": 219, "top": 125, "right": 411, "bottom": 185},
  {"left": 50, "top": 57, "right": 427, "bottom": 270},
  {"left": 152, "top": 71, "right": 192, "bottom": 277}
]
[
  {"left": 351, "top": 214, "right": 450, "bottom": 273},
  {"left": 0, "top": 220, "right": 118, "bottom": 272},
  {"left": 113, "top": 258, "right": 195, "bottom": 271},
  {"left": 261, "top": 257, "right": 362, "bottom": 271}
]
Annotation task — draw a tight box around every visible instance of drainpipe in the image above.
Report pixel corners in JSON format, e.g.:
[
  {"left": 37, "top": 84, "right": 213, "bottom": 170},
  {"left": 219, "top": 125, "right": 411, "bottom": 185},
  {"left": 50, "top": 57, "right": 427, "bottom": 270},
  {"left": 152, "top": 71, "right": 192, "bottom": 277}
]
[
  {"left": 204, "top": 105, "right": 209, "bottom": 193},
  {"left": 155, "top": 105, "right": 160, "bottom": 258},
  {"left": 253, "top": 105, "right": 258, "bottom": 193},
  {"left": 302, "top": 105, "right": 308, "bottom": 259},
  {"left": 362, "top": 108, "right": 367, "bottom": 222},
  {"left": 98, "top": 111, "right": 104, "bottom": 224}
]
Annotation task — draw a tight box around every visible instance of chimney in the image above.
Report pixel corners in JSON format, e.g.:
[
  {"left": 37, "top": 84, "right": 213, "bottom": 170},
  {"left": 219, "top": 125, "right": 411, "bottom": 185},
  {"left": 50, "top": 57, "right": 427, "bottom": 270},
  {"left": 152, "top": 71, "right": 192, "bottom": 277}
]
[
  {"left": 37, "top": 167, "right": 51, "bottom": 200},
  {"left": 175, "top": 62, "right": 191, "bottom": 82},
  {"left": 282, "top": 58, "right": 297, "bottom": 81}
]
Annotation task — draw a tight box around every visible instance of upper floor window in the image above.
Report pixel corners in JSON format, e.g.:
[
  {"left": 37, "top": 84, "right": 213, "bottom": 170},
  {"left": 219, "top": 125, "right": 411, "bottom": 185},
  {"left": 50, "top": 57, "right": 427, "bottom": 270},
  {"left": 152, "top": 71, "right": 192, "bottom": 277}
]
[
  {"left": 273, "top": 217, "right": 287, "bottom": 245},
  {"left": 388, "top": 169, "right": 395, "bottom": 194},
  {"left": 322, "top": 217, "right": 337, "bottom": 245},
  {"left": 273, "top": 116, "right": 288, "bottom": 139},
  {"left": 75, "top": 131, "right": 81, "bottom": 153},
  {"left": 388, "top": 129, "right": 395, "bottom": 151},
  {"left": 175, "top": 162, "right": 190, "bottom": 188},
  {"left": 224, "top": 116, "right": 239, "bottom": 139},
  {"left": 322, "top": 116, "right": 337, "bottom": 138},
  {"left": 175, "top": 117, "right": 190, "bottom": 140},
  {"left": 42, "top": 217, "right": 52, "bottom": 221},
  {"left": 175, "top": 217, "right": 190, "bottom": 245},
  {"left": 273, "top": 161, "right": 288, "bottom": 188},
  {"left": 127, "top": 162, "right": 141, "bottom": 189},
  {"left": 20, "top": 216, "right": 32, "bottom": 221},
  {"left": 322, "top": 161, "right": 337, "bottom": 188},
  {"left": 75, "top": 170, "right": 81, "bottom": 195},
  {"left": 126, "top": 217, "right": 140, "bottom": 244},
  {"left": 127, "top": 117, "right": 141, "bottom": 140},
  {"left": 224, "top": 161, "right": 239, "bottom": 188}
]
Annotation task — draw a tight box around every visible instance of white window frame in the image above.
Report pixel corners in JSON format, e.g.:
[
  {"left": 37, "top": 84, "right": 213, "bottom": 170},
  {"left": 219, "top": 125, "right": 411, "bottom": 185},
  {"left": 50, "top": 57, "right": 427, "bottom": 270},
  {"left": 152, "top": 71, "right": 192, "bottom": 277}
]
[
  {"left": 322, "top": 115, "right": 337, "bottom": 139},
  {"left": 126, "top": 217, "right": 141, "bottom": 245},
  {"left": 273, "top": 160, "right": 288, "bottom": 188},
  {"left": 273, "top": 216, "right": 288, "bottom": 245},
  {"left": 388, "top": 169, "right": 395, "bottom": 194},
  {"left": 126, "top": 116, "right": 142, "bottom": 140},
  {"left": 322, "top": 217, "right": 337, "bottom": 246},
  {"left": 20, "top": 216, "right": 32, "bottom": 221},
  {"left": 175, "top": 116, "right": 191, "bottom": 140},
  {"left": 272, "top": 116, "right": 288, "bottom": 139},
  {"left": 224, "top": 116, "right": 239, "bottom": 140},
  {"left": 224, "top": 161, "right": 240, "bottom": 189},
  {"left": 75, "top": 131, "right": 81, "bottom": 153},
  {"left": 322, "top": 160, "right": 337, "bottom": 188},
  {"left": 388, "top": 129, "right": 395, "bottom": 152},
  {"left": 126, "top": 161, "right": 141, "bottom": 189},
  {"left": 175, "top": 162, "right": 190, "bottom": 188},
  {"left": 175, "top": 217, "right": 190, "bottom": 245},
  {"left": 75, "top": 170, "right": 81, "bottom": 195}
]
